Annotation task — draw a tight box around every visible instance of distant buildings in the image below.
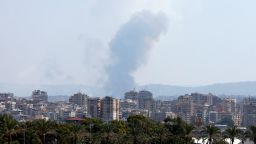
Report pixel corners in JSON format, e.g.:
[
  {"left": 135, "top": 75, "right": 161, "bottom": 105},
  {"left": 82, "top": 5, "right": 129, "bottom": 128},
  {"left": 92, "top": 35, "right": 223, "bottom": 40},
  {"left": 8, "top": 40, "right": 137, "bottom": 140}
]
[
  {"left": 88, "top": 97, "right": 101, "bottom": 118},
  {"left": 172, "top": 93, "right": 242, "bottom": 125},
  {"left": 217, "top": 97, "right": 241, "bottom": 125},
  {"left": 209, "top": 111, "right": 218, "bottom": 123},
  {"left": 32, "top": 90, "right": 48, "bottom": 103},
  {"left": 191, "top": 92, "right": 213, "bottom": 105},
  {"left": 121, "top": 90, "right": 156, "bottom": 120},
  {"left": 69, "top": 92, "right": 88, "bottom": 106},
  {"left": 74, "top": 96, "right": 121, "bottom": 121},
  {"left": 124, "top": 90, "right": 138, "bottom": 101},
  {"left": 176, "top": 95, "right": 194, "bottom": 123},
  {"left": 100, "top": 96, "right": 120, "bottom": 121},
  {"left": 242, "top": 97, "right": 256, "bottom": 126},
  {"left": 123, "top": 90, "right": 154, "bottom": 111},
  {"left": 122, "top": 90, "right": 178, "bottom": 122},
  {"left": 0, "top": 89, "right": 253, "bottom": 127},
  {"left": 138, "top": 90, "right": 154, "bottom": 111},
  {"left": 0, "top": 93, "right": 14, "bottom": 101},
  {"left": 68, "top": 94, "right": 121, "bottom": 122}
]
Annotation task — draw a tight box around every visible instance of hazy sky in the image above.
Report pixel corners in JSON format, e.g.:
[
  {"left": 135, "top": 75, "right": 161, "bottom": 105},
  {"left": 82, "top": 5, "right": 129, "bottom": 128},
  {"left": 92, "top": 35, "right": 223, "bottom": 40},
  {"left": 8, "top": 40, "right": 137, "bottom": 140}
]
[{"left": 1, "top": 0, "right": 256, "bottom": 87}]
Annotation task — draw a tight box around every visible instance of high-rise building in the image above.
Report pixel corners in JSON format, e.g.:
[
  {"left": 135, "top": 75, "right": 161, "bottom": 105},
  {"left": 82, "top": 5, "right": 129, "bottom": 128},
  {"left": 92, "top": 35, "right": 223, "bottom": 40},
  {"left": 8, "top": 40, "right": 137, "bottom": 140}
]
[
  {"left": 124, "top": 90, "right": 138, "bottom": 101},
  {"left": 222, "top": 98, "right": 236, "bottom": 113},
  {"left": 0, "top": 93, "right": 14, "bottom": 102},
  {"left": 69, "top": 92, "right": 88, "bottom": 107},
  {"left": 120, "top": 99, "right": 138, "bottom": 111},
  {"left": 191, "top": 93, "right": 213, "bottom": 105},
  {"left": 88, "top": 97, "right": 101, "bottom": 118},
  {"left": 209, "top": 111, "right": 218, "bottom": 123},
  {"left": 176, "top": 95, "right": 194, "bottom": 123},
  {"left": 138, "top": 90, "right": 154, "bottom": 111},
  {"left": 242, "top": 97, "right": 256, "bottom": 126},
  {"left": 218, "top": 97, "right": 241, "bottom": 126},
  {"left": 32, "top": 90, "right": 48, "bottom": 103},
  {"left": 100, "top": 96, "right": 120, "bottom": 121}
]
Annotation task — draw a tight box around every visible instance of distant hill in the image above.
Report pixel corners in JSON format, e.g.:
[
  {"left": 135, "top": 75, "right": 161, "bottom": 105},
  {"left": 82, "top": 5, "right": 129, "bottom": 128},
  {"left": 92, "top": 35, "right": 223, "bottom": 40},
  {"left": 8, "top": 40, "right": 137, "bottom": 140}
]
[
  {"left": 140, "top": 81, "right": 256, "bottom": 97},
  {"left": 1, "top": 81, "right": 256, "bottom": 98}
]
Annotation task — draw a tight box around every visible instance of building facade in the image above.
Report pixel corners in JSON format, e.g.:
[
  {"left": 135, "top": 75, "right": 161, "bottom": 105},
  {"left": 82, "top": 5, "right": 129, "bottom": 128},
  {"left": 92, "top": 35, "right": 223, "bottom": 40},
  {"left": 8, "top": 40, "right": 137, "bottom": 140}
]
[
  {"left": 69, "top": 92, "right": 88, "bottom": 106},
  {"left": 100, "top": 96, "right": 120, "bottom": 121},
  {"left": 88, "top": 97, "right": 101, "bottom": 118},
  {"left": 138, "top": 90, "right": 154, "bottom": 111},
  {"left": 32, "top": 90, "right": 48, "bottom": 103}
]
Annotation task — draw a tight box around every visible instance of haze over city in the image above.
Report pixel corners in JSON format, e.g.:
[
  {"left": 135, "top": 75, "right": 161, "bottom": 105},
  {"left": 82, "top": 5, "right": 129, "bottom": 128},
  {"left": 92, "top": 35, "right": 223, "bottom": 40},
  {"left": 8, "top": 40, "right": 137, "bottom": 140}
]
[
  {"left": 1, "top": 0, "right": 256, "bottom": 96},
  {"left": 2, "top": 1, "right": 256, "bottom": 144}
]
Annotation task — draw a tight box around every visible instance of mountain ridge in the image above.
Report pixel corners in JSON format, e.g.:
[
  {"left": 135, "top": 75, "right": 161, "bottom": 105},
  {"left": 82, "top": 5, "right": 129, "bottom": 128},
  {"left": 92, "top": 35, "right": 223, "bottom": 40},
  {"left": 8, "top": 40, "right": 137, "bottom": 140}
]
[
  {"left": 1, "top": 81, "right": 256, "bottom": 97},
  {"left": 141, "top": 81, "right": 256, "bottom": 96}
]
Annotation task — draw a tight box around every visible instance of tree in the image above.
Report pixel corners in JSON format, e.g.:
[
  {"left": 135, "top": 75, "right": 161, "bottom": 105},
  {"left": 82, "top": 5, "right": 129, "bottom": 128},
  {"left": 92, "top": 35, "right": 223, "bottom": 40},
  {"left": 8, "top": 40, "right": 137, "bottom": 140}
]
[
  {"left": 223, "top": 126, "right": 240, "bottom": 144},
  {"left": 68, "top": 124, "right": 85, "bottom": 144},
  {"left": 31, "top": 119, "right": 57, "bottom": 144},
  {"left": 164, "top": 117, "right": 188, "bottom": 143},
  {"left": 0, "top": 114, "right": 19, "bottom": 144},
  {"left": 127, "top": 115, "right": 155, "bottom": 144},
  {"left": 151, "top": 123, "right": 169, "bottom": 144},
  {"left": 83, "top": 117, "right": 104, "bottom": 143},
  {"left": 237, "top": 130, "right": 249, "bottom": 144},
  {"left": 110, "top": 120, "right": 129, "bottom": 143},
  {"left": 183, "top": 123, "right": 194, "bottom": 144},
  {"left": 55, "top": 124, "right": 71, "bottom": 144},
  {"left": 203, "top": 124, "right": 220, "bottom": 144},
  {"left": 247, "top": 125, "right": 256, "bottom": 144},
  {"left": 22, "top": 121, "right": 41, "bottom": 144},
  {"left": 83, "top": 117, "right": 103, "bottom": 133}
]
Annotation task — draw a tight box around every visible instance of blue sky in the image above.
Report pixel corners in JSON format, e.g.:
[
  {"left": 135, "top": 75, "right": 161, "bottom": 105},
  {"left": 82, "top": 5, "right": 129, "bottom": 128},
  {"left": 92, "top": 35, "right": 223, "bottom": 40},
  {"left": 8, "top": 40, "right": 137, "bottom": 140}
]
[{"left": 0, "top": 0, "right": 256, "bottom": 87}]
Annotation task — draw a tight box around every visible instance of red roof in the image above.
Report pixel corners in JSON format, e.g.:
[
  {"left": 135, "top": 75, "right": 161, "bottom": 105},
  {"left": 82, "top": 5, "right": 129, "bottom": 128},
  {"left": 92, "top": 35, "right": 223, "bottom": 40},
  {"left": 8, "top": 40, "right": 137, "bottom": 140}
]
[{"left": 66, "top": 117, "right": 83, "bottom": 121}]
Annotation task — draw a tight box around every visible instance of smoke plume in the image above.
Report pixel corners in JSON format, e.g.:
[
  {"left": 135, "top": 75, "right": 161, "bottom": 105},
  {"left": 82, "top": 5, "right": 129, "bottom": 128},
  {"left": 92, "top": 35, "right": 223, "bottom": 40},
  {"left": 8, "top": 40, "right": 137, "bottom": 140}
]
[{"left": 105, "top": 11, "right": 168, "bottom": 96}]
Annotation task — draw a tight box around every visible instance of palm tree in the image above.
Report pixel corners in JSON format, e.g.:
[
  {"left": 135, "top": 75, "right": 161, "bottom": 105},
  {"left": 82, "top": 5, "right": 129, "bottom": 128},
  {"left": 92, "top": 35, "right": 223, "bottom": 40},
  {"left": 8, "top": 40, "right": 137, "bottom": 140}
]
[
  {"left": 23, "top": 121, "right": 41, "bottom": 144},
  {"left": 127, "top": 115, "right": 145, "bottom": 144},
  {"left": 203, "top": 124, "right": 220, "bottom": 144},
  {"left": 68, "top": 124, "right": 85, "bottom": 144},
  {"left": 224, "top": 126, "right": 240, "bottom": 144},
  {"left": 127, "top": 115, "right": 155, "bottom": 144},
  {"left": 152, "top": 123, "right": 169, "bottom": 144},
  {"left": 237, "top": 129, "right": 249, "bottom": 144},
  {"left": 247, "top": 125, "right": 256, "bottom": 144},
  {"left": 110, "top": 120, "right": 129, "bottom": 143},
  {"left": 0, "top": 114, "right": 19, "bottom": 144},
  {"left": 192, "top": 128, "right": 202, "bottom": 144},
  {"left": 32, "top": 119, "right": 56, "bottom": 144},
  {"left": 55, "top": 124, "right": 71, "bottom": 144},
  {"left": 183, "top": 123, "right": 194, "bottom": 144},
  {"left": 164, "top": 117, "right": 187, "bottom": 143},
  {"left": 100, "top": 122, "right": 111, "bottom": 144}
]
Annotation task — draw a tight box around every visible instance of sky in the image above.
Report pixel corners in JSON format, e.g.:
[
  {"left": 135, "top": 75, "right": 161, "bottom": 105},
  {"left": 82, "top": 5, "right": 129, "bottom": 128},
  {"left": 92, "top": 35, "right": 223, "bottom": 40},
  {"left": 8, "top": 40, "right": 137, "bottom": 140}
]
[{"left": 1, "top": 0, "right": 256, "bottom": 88}]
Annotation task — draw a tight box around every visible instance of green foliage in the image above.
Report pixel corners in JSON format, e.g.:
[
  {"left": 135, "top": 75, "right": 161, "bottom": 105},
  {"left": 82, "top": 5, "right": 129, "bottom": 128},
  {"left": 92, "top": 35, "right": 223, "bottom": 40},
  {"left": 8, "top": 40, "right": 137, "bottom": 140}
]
[
  {"left": 126, "top": 115, "right": 157, "bottom": 144},
  {"left": 247, "top": 125, "right": 256, "bottom": 143},
  {"left": 0, "top": 114, "right": 255, "bottom": 144},
  {"left": 164, "top": 117, "right": 194, "bottom": 144},
  {"left": 203, "top": 124, "right": 221, "bottom": 144},
  {"left": 223, "top": 126, "right": 240, "bottom": 144},
  {"left": 83, "top": 117, "right": 103, "bottom": 133},
  {"left": 0, "top": 114, "right": 19, "bottom": 144}
]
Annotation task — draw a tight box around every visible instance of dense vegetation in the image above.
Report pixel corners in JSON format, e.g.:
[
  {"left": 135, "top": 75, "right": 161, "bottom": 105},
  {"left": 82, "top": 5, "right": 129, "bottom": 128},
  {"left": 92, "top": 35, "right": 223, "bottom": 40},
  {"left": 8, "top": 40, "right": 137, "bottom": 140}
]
[{"left": 1, "top": 114, "right": 256, "bottom": 144}]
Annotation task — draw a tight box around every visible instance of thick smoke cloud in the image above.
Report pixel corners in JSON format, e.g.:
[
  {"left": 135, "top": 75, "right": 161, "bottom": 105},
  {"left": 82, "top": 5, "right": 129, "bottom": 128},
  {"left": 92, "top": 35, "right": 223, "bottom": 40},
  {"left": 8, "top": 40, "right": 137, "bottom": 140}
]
[{"left": 105, "top": 11, "right": 168, "bottom": 96}]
